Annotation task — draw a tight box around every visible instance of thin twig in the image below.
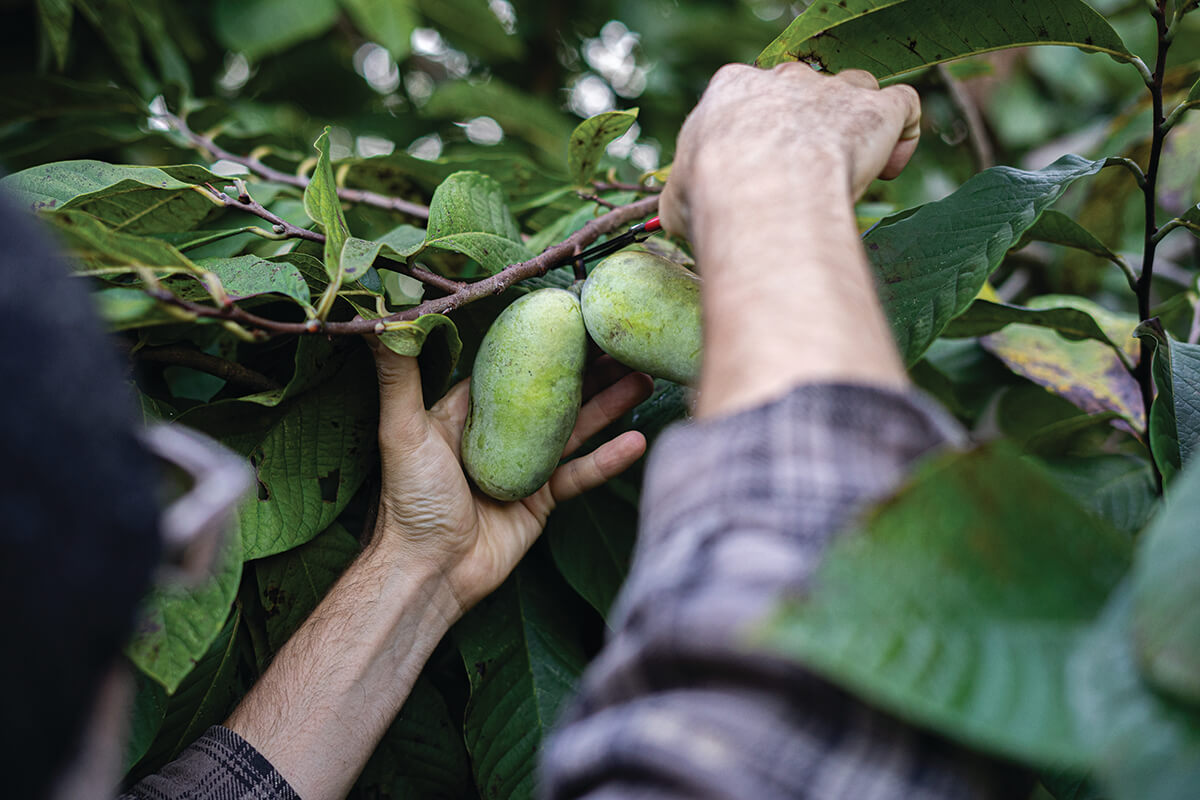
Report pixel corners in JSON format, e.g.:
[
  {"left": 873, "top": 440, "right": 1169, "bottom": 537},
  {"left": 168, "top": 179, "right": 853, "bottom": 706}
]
[
  {"left": 148, "top": 195, "right": 661, "bottom": 337},
  {"left": 592, "top": 180, "right": 662, "bottom": 194},
  {"left": 164, "top": 111, "right": 430, "bottom": 220},
  {"left": 577, "top": 192, "right": 619, "bottom": 210},
  {"left": 937, "top": 65, "right": 993, "bottom": 171},
  {"left": 133, "top": 345, "right": 282, "bottom": 393}
]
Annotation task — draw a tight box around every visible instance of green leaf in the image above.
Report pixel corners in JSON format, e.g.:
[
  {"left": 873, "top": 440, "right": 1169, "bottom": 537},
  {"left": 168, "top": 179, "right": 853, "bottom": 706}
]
[
  {"left": 1131, "top": 456, "right": 1200, "bottom": 706},
  {"left": 869, "top": 155, "right": 1107, "bottom": 366},
  {"left": 74, "top": 0, "right": 154, "bottom": 95},
  {"left": 944, "top": 299, "right": 1130, "bottom": 357},
  {"left": 1136, "top": 319, "right": 1200, "bottom": 481},
  {"left": 126, "top": 516, "right": 244, "bottom": 693},
  {"left": 546, "top": 480, "right": 638, "bottom": 619},
  {"left": 1069, "top": 586, "right": 1200, "bottom": 800},
  {"left": 981, "top": 296, "right": 1143, "bottom": 429},
  {"left": 378, "top": 312, "right": 462, "bottom": 361},
  {"left": 138, "top": 609, "right": 244, "bottom": 768},
  {"left": 756, "top": 0, "right": 1134, "bottom": 76},
  {"left": 414, "top": 0, "right": 523, "bottom": 61},
  {"left": 304, "top": 129, "right": 352, "bottom": 284},
  {"left": 124, "top": 671, "right": 167, "bottom": 772},
  {"left": 93, "top": 287, "right": 178, "bottom": 330},
  {"left": 424, "top": 171, "right": 532, "bottom": 274},
  {"left": 339, "top": 0, "right": 416, "bottom": 61},
  {"left": 196, "top": 255, "right": 312, "bottom": 308},
  {"left": 256, "top": 523, "right": 360, "bottom": 652},
  {"left": 0, "top": 160, "right": 224, "bottom": 234},
  {"left": 179, "top": 348, "right": 377, "bottom": 559},
  {"left": 213, "top": 0, "right": 340, "bottom": 61},
  {"left": 1037, "top": 455, "right": 1158, "bottom": 536},
  {"left": 568, "top": 110, "right": 638, "bottom": 186},
  {"left": 339, "top": 224, "right": 427, "bottom": 281},
  {"left": 1020, "top": 210, "right": 1123, "bottom": 265},
  {"left": 455, "top": 560, "right": 588, "bottom": 798},
  {"left": 758, "top": 443, "right": 1131, "bottom": 767},
  {"left": 36, "top": 0, "right": 74, "bottom": 71},
  {"left": 358, "top": 675, "right": 474, "bottom": 798}
]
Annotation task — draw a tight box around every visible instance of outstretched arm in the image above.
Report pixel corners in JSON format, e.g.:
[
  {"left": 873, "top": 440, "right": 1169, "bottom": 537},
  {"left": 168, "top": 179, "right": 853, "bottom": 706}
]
[
  {"left": 542, "top": 65, "right": 1028, "bottom": 799},
  {"left": 217, "top": 351, "right": 652, "bottom": 800}
]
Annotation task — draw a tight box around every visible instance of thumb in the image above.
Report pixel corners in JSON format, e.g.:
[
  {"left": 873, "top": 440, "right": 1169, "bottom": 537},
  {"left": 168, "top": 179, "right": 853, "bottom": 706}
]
[{"left": 366, "top": 334, "right": 427, "bottom": 431}]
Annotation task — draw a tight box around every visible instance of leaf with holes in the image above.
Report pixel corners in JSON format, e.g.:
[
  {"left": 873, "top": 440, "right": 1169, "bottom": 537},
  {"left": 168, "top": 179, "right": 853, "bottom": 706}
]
[
  {"left": 256, "top": 522, "right": 360, "bottom": 652},
  {"left": 178, "top": 347, "right": 377, "bottom": 559},
  {"left": 756, "top": 0, "right": 1134, "bottom": 75},
  {"left": 126, "top": 518, "right": 244, "bottom": 693},
  {"left": 455, "top": 559, "right": 588, "bottom": 798},
  {"left": 1134, "top": 320, "right": 1200, "bottom": 482},
  {"left": 868, "top": 155, "right": 1107, "bottom": 366},
  {"left": 758, "top": 443, "right": 1131, "bottom": 767},
  {"left": 423, "top": 170, "right": 532, "bottom": 274},
  {"left": 568, "top": 109, "right": 638, "bottom": 186}
]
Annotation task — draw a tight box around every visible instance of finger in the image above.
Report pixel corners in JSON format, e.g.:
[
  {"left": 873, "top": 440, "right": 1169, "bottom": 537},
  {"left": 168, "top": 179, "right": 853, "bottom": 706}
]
[
  {"left": 429, "top": 376, "right": 472, "bottom": 451},
  {"left": 366, "top": 335, "right": 430, "bottom": 445},
  {"left": 836, "top": 69, "right": 880, "bottom": 91},
  {"left": 881, "top": 137, "right": 919, "bottom": 180},
  {"left": 563, "top": 372, "right": 655, "bottom": 457},
  {"left": 879, "top": 84, "right": 921, "bottom": 180},
  {"left": 582, "top": 354, "right": 633, "bottom": 401},
  {"left": 549, "top": 430, "right": 647, "bottom": 503}
]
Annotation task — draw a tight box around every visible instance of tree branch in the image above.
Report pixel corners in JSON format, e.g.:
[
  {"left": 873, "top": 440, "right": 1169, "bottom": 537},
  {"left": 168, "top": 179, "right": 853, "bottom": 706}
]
[
  {"left": 133, "top": 345, "right": 282, "bottom": 393},
  {"left": 164, "top": 111, "right": 431, "bottom": 220},
  {"left": 148, "top": 195, "right": 661, "bottom": 337}
]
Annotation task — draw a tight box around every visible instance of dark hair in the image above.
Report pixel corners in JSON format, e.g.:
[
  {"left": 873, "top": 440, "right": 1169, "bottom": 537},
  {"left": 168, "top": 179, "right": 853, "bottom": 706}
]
[{"left": 0, "top": 200, "right": 161, "bottom": 798}]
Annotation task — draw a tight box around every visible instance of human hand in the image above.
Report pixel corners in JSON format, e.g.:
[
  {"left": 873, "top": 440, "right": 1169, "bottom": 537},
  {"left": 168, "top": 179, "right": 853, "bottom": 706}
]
[
  {"left": 659, "top": 63, "right": 921, "bottom": 244},
  {"left": 367, "top": 342, "right": 652, "bottom": 617}
]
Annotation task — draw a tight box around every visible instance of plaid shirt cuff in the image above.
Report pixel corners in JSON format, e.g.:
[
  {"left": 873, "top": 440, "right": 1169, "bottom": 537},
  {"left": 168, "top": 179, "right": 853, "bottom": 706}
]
[{"left": 120, "top": 726, "right": 298, "bottom": 800}]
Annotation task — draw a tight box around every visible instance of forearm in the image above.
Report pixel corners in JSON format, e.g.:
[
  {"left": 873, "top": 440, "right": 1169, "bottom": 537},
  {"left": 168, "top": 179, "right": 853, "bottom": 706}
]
[
  {"left": 690, "top": 159, "right": 907, "bottom": 419},
  {"left": 226, "top": 536, "right": 459, "bottom": 800}
]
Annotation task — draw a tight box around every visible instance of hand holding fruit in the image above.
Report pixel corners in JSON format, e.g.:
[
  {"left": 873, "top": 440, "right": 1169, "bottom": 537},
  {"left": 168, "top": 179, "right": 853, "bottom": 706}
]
[{"left": 367, "top": 338, "right": 651, "bottom": 617}]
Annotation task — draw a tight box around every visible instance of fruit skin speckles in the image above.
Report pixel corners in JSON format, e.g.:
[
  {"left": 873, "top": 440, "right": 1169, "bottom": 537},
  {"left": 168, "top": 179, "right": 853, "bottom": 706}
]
[
  {"left": 582, "top": 251, "right": 702, "bottom": 386},
  {"left": 461, "top": 288, "right": 586, "bottom": 501}
]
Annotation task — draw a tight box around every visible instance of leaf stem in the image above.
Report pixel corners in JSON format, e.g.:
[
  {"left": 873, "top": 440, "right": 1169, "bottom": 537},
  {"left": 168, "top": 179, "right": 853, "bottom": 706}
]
[
  {"left": 1104, "top": 156, "right": 1148, "bottom": 190},
  {"left": 165, "top": 111, "right": 431, "bottom": 220}
]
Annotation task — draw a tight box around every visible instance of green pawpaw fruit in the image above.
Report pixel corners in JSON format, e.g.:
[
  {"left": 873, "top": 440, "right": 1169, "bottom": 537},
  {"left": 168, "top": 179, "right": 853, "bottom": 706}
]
[
  {"left": 462, "top": 288, "right": 587, "bottom": 501},
  {"left": 581, "top": 250, "right": 702, "bottom": 385}
]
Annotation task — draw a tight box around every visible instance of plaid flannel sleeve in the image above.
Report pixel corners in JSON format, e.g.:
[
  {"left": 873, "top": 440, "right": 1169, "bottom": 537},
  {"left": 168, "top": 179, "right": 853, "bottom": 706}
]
[
  {"left": 119, "top": 726, "right": 298, "bottom": 800},
  {"left": 540, "top": 383, "right": 1031, "bottom": 800}
]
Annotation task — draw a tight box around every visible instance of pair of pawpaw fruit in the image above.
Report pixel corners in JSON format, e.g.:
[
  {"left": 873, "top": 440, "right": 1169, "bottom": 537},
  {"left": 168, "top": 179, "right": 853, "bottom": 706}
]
[{"left": 461, "top": 250, "right": 701, "bottom": 501}]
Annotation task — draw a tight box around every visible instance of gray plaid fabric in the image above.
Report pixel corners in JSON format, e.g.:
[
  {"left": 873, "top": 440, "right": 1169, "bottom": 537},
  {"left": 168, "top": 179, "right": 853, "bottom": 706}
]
[
  {"left": 120, "top": 726, "right": 297, "bottom": 800},
  {"left": 541, "top": 383, "right": 1032, "bottom": 800}
]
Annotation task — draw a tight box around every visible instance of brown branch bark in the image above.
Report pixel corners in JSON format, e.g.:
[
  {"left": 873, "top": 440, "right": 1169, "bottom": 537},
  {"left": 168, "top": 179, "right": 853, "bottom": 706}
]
[
  {"left": 166, "top": 112, "right": 430, "bottom": 220},
  {"left": 134, "top": 345, "right": 282, "bottom": 393},
  {"left": 150, "top": 195, "right": 661, "bottom": 337}
]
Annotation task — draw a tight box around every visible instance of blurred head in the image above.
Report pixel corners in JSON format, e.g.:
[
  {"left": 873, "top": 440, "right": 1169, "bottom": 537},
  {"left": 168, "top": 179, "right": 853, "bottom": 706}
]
[{"left": 0, "top": 200, "right": 162, "bottom": 799}]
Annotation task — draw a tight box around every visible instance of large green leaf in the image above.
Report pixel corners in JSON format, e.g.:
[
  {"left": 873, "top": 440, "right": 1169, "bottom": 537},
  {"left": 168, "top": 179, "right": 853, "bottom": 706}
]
[
  {"left": 1020, "top": 209, "right": 1124, "bottom": 265},
  {"left": 124, "top": 672, "right": 167, "bottom": 772},
  {"left": 757, "top": 0, "right": 1135, "bottom": 76},
  {"left": 1131, "top": 456, "right": 1200, "bottom": 706},
  {"left": 981, "top": 296, "right": 1142, "bottom": 429},
  {"left": 213, "top": 0, "right": 341, "bottom": 61},
  {"left": 196, "top": 255, "right": 313, "bottom": 309},
  {"left": 357, "top": 675, "right": 474, "bottom": 798},
  {"left": 1070, "top": 586, "right": 1200, "bottom": 800},
  {"left": 42, "top": 209, "right": 202, "bottom": 276},
  {"left": 423, "top": 171, "right": 532, "bottom": 275},
  {"left": 126, "top": 518, "right": 244, "bottom": 693},
  {"left": 869, "top": 155, "right": 1107, "bottom": 366},
  {"left": 455, "top": 560, "right": 588, "bottom": 799},
  {"left": 339, "top": 0, "right": 417, "bottom": 61},
  {"left": 136, "top": 609, "right": 244, "bottom": 772},
  {"left": 339, "top": 225, "right": 427, "bottom": 282},
  {"left": 304, "top": 129, "right": 352, "bottom": 284},
  {"left": 944, "top": 299, "right": 1130, "bottom": 356},
  {"left": 546, "top": 480, "right": 638, "bottom": 619},
  {"left": 1134, "top": 320, "right": 1200, "bottom": 482},
  {"left": 179, "top": 348, "right": 377, "bottom": 559},
  {"left": 0, "top": 160, "right": 223, "bottom": 234},
  {"left": 1037, "top": 455, "right": 1157, "bottom": 536},
  {"left": 256, "top": 522, "right": 361, "bottom": 652},
  {"left": 758, "top": 444, "right": 1131, "bottom": 767},
  {"left": 568, "top": 110, "right": 638, "bottom": 186}
]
